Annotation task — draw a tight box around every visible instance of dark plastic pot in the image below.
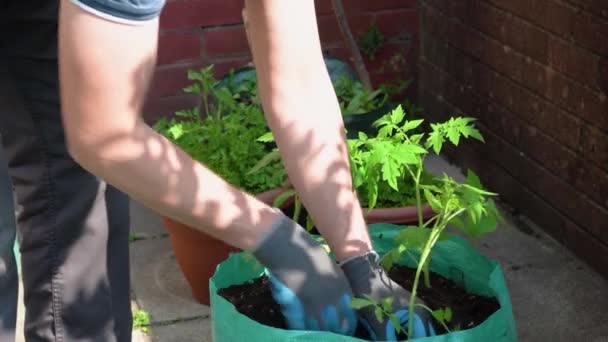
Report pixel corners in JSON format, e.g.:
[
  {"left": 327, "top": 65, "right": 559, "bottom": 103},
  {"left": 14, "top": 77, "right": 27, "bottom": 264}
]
[
  {"left": 161, "top": 186, "right": 290, "bottom": 305},
  {"left": 343, "top": 103, "right": 397, "bottom": 139},
  {"left": 215, "top": 56, "right": 359, "bottom": 91},
  {"left": 211, "top": 224, "right": 517, "bottom": 341}
]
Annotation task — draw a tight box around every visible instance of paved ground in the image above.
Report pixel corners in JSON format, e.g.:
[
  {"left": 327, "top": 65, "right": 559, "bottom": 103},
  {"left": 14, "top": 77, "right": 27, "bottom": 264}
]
[{"left": 14, "top": 155, "right": 608, "bottom": 341}]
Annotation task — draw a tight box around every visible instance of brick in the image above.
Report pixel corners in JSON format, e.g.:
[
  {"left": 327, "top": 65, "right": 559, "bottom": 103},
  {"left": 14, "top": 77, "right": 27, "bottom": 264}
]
[
  {"left": 521, "top": 22, "right": 549, "bottom": 63},
  {"left": 207, "top": 58, "right": 252, "bottom": 79},
  {"left": 482, "top": 0, "right": 527, "bottom": 18},
  {"left": 521, "top": 59, "right": 551, "bottom": 98},
  {"left": 469, "top": 1, "right": 549, "bottom": 62},
  {"left": 160, "top": 0, "right": 244, "bottom": 30},
  {"left": 469, "top": 1, "right": 511, "bottom": 46},
  {"left": 157, "top": 31, "right": 201, "bottom": 65},
  {"left": 420, "top": 3, "right": 449, "bottom": 38},
  {"left": 573, "top": 161, "right": 608, "bottom": 208},
  {"left": 478, "top": 99, "right": 578, "bottom": 184},
  {"left": 148, "top": 63, "right": 203, "bottom": 98},
  {"left": 577, "top": 86, "right": 608, "bottom": 132},
  {"left": 348, "top": 0, "right": 418, "bottom": 12},
  {"left": 316, "top": 15, "right": 343, "bottom": 45},
  {"left": 486, "top": 0, "right": 577, "bottom": 39},
  {"left": 202, "top": 25, "right": 249, "bottom": 58},
  {"left": 600, "top": 57, "right": 608, "bottom": 95},
  {"left": 563, "top": 220, "right": 608, "bottom": 276},
  {"left": 548, "top": 36, "right": 600, "bottom": 88},
  {"left": 580, "top": 124, "right": 608, "bottom": 171},
  {"left": 573, "top": 11, "right": 608, "bottom": 56},
  {"left": 420, "top": 32, "right": 449, "bottom": 71},
  {"left": 143, "top": 94, "right": 200, "bottom": 125},
  {"left": 364, "top": 42, "right": 413, "bottom": 73},
  {"left": 563, "top": 0, "right": 608, "bottom": 18},
  {"left": 374, "top": 9, "right": 419, "bottom": 42},
  {"left": 518, "top": 90, "right": 582, "bottom": 149},
  {"left": 314, "top": 0, "right": 334, "bottom": 15},
  {"left": 317, "top": 13, "right": 374, "bottom": 46}
]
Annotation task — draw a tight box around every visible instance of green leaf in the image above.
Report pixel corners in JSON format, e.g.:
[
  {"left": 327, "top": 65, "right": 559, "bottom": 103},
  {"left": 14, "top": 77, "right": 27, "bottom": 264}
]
[
  {"left": 272, "top": 189, "right": 296, "bottom": 208},
  {"left": 168, "top": 124, "right": 185, "bottom": 140},
  {"left": 305, "top": 214, "right": 315, "bottom": 232},
  {"left": 349, "top": 298, "right": 375, "bottom": 310},
  {"left": 394, "top": 226, "right": 430, "bottom": 250},
  {"left": 424, "top": 189, "right": 443, "bottom": 212},
  {"left": 247, "top": 150, "right": 282, "bottom": 175},
  {"left": 447, "top": 125, "right": 461, "bottom": 145},
  {"left": 462, "top": 183, "right": 497, "bottom": 196},
  {"left": 402, "top": 119, "right": 424, "bottom": 132},
  {"left": 392, "top": 144, "right": 423, "bottom": 165},
  {"left": 467, "top": 126, "right": 485, "bottom": 142},
  {"left": 381, "top": 297, "right": 394, "bottom": 312},
  {"left": 426, "top": 127, "right": 444, "bottom": 154},
  {"left": 444, "top": 307, "right": 453, "bottom": 322},
  {"left": 374, "top": 307, "right": 384, "bottom": 323},
  {"left": 390, "top": 105, "right": 405, "bottom": 125},
  {"left": 389, "top": 314, "right": 403, "bottom": 334},
  {"left": 431, "top": 309, "right": 445, "bottom": 322},
  {"left": 381, "top": 158, "right": 400, "bottom": 191},
  {"left": 256, "top": 132, "right": 275, "bottom": 143}
]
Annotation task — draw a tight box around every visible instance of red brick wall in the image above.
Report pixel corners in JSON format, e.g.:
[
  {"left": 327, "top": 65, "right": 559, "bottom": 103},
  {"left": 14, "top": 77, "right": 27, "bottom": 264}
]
[
  {"left": 143, "top": 0, "right": 420, "bottom": 123},
  {"left": 418, "top": 0, "right": 608, "bottom": 275}
]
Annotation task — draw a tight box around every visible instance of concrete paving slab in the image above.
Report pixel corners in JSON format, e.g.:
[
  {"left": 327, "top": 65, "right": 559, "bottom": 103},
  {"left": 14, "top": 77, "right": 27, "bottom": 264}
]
[
  {"left": 130, "top": 200, "right": 168, "bottom": 239},
  {"left": 129, "top": 237, "right": 210, "bottom": 324},
  {"left": 149, "top": 317, "right": 212, "bottom": 342},
  {"left": 478, "top": 216, "right": 608, "bottom": 341}
]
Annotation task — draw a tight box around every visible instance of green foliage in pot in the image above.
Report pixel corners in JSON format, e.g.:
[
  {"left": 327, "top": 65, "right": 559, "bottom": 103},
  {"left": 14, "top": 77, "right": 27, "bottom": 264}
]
[
  {"left": 153, "top": 65, "right": 286, "bottom": 195},
  {"left": 333, "top": 75, "right": 389, "bottom": 115},
  {"left": 350, "top": 105, "right": 503, "bottom": 338}
]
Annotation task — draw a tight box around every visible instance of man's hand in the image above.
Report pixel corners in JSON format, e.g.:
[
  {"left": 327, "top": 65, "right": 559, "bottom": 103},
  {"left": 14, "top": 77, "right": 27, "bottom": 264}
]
[
  {"left": 252, "top": 214, "right": 357, "bottom": 335},
  {"left": 340, "top": 252, "right": 436, "bottom": 340}
]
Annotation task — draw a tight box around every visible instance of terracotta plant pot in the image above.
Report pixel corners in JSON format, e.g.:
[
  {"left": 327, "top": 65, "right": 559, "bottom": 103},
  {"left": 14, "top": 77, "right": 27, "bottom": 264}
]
[{"left": 162, "top": 186, "right": 290, "bottom": 305}]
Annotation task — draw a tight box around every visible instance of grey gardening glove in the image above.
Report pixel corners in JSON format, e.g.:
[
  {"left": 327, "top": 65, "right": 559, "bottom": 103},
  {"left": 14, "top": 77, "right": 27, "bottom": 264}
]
[
  {"left": 252, "top": 213, "right": 357, "bottom": 335},
  {"left": 340, "top": 251, "right": 436, "bottom": 341}
]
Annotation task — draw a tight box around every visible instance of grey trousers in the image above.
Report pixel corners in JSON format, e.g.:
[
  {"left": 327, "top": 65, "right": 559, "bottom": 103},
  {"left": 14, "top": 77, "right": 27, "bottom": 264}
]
[
  {"left": 0, "top": 148, "right": 18, "bottom": 342},
  {"left": 0, "top": 1, "right": 133, "bottom": 341}
]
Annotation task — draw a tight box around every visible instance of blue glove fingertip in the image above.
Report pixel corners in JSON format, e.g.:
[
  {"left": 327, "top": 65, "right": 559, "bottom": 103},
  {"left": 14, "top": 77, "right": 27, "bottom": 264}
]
[
  {"left": 268, "top": 275, "right": 306, "bottom": 330},
  {"left": 340, "top": 294, "right": 358, "bottom": 336}
]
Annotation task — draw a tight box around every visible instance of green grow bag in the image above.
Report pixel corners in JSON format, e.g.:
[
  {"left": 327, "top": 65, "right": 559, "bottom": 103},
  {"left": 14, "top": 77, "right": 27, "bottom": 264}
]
[{"left": 210, "top": 224, "right": 517, "bottom": 341}]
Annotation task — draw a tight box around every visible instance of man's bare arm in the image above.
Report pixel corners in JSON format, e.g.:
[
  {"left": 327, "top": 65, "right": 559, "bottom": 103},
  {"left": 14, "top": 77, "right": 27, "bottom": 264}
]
[
  {"left": 58, "top": 0, "right": 281, "bottom": 249},
  {"left": 245, "top": 0, "right": 372, "bottom": 260}
]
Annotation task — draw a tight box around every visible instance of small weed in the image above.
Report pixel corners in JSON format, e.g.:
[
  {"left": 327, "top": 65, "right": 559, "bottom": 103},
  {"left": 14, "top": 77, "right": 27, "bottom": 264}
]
[
  {"left": 359, "top": 24, "right": 385, "bottom": 60},
  {"left": 133, "top": 309, "right": 151, "bottom": 334}
]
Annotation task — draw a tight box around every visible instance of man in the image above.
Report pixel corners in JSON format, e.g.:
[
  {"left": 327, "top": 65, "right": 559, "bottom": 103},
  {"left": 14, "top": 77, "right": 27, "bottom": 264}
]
[{"left": 1, "top": 0, "right": 435, "bottom": 340}]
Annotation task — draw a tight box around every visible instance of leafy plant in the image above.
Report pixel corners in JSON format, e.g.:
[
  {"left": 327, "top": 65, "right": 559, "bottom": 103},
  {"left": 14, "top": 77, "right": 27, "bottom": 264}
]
[
  {"left": 367, "top": 105, "right": 502, "bottom": 336},
  {"left": 350, "top": 296, "right": 405, "bottom": 335},
  {"left": 333, "top": 76, "right": 389, "bottom": 115},
  {"left": 359, "top": 24, "right": 385, "bottom": 60},
  {"left": 154, "top": 65, "right": 286, "bottom": 195},
  {"left": 132, "top": 309, "right": 151, "bottom": 334}
]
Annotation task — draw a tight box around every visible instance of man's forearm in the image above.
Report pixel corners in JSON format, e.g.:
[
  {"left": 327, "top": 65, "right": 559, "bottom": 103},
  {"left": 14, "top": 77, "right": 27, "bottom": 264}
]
[
  {"left": 245, "top": 0, "right": 372, "bottom": 260},
  {"left": 58, "top": 0, "right": 280, "bottom": 250}
]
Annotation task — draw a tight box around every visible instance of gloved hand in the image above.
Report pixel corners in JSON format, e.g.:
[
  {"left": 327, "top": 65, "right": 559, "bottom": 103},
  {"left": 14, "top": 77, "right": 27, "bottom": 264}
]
[
  {"left": 340, "top": 251, "right": 436, "bottom": 341},
  {"left": 252, "top": 213, "right": 357, "bottom": 335}
]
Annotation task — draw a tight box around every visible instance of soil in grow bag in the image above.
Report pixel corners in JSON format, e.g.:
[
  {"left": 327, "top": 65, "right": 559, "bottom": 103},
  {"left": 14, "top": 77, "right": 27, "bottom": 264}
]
[{"left": 217, "top": 265, "right": 500, "bottom": 339}]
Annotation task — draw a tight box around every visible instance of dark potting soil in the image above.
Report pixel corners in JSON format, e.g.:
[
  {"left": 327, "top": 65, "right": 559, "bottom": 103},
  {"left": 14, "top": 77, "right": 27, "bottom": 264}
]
[{"left": 217, "top": 265, "right": 500, "bottom": 339}]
